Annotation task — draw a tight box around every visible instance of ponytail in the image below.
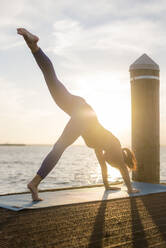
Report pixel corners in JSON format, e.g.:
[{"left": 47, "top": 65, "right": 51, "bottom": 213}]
[{"left": 122, "top": 148, "right": 137, "bottom": 171}]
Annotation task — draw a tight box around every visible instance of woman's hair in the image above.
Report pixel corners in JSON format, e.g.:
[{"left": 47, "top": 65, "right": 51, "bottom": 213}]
[{"left": 122, "top": 148, "right": 137, "bottom": 171}]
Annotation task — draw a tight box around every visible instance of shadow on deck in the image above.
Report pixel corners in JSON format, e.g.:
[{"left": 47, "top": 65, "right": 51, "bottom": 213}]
[{"left": 1, "top": 190, "right": 166, "bottom": 247}]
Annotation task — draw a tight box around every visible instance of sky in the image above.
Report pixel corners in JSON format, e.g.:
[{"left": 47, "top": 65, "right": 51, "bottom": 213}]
[{"left": 1, "top": 0, "right": 166, "bottom": 146}]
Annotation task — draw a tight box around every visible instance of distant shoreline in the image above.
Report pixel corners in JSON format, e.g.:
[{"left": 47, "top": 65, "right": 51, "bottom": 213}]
[
  {"left": 0, "top": 144, "right": 84, "bottom": 146},
  {"left": 0, "top": 144, "right": 166, "bottom": 147},
  {"left": 0, "top": 144, "right": 27, "bottom": 146}
]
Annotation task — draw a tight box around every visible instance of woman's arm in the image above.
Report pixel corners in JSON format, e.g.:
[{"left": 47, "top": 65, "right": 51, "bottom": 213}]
[
  {"left": 119, "top": 163, "right": 139, "bottom": 194},
  {"left": 97, "top": 149, "right": 140, "bottom": 194},
  {"left": 95, "top": 149, "right": 110, "bottom": 189},
  {"left": 119, "top": 164, "right": 132, "bottom": 193}
]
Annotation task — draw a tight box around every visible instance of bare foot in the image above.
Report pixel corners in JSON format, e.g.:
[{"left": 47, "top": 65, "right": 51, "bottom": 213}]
[
  {"left": 17, "top": 28, "right": 39, "bottom": 42},
  {"left": 128, "top": 188, "right": 140, "bottom": 194},
  {"left": 27, "top": 182, "right": 43, "bottom": 201},
  {"left": 17, "top": 28, "right": 39, "bottom": 52}
]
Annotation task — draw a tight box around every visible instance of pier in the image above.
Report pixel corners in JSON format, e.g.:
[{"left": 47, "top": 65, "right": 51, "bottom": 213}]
[{"left": 1, "top": 185, "right": 166, "bottom": 248}]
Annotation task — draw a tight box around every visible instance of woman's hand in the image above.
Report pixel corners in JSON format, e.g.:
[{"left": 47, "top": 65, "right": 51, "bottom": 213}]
[
  {"left": 105, "top": 185, "right": 120, "bottom": 191},
  {"left": 128, "top": 188, "right": 140, "bottom": 194},
  {"left": 104, "top": 182, "right": 120, "bottom": 190}
]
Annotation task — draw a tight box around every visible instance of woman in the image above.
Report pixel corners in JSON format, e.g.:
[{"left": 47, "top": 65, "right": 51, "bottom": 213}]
[{"left": 17, "top": 28, "right": 139, "bottom": 201}]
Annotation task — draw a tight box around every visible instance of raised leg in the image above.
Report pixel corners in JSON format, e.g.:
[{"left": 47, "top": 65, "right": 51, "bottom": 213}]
[
  {"left": 17, "top": 28, "right": 74, "bottom": 116},
  {"left": 32, "top": 48, "right": 74, "bottom": 115}
]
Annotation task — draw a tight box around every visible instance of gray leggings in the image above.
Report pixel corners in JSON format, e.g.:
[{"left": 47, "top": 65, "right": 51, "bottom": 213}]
[{"left": 33, "top": 49, "right": 95, "bottom": 178}]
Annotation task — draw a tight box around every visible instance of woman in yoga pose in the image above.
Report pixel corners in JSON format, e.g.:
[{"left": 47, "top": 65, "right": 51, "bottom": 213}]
[{"left": 17, "top": 28, "right": 139, "bottom": 201}]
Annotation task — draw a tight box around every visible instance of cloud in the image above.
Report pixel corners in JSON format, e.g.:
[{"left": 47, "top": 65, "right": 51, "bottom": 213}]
[
  {"left": 1, "top": 0, "right": 166, "bottom": 57},
  {"left": 46, "top": 15, "right": 162, "bottom": 94},
  {"left": 1, "top": 0, "right": 166, "bottom": 144},
  {"left": 0, "top": 76, "right": 70, "bottom": 144}
]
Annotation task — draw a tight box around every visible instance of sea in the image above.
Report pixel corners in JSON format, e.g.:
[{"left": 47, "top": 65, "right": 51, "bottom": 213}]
[{"left": 0, "top": 145, "right": 166, "bottom": 195}]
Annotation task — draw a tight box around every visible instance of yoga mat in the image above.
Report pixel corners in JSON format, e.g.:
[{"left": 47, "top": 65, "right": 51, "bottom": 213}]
[{"left": 0, "top": 182, "right": 166, "bottom": 211}]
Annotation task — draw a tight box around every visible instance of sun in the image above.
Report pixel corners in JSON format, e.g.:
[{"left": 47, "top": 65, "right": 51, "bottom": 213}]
[
  {"left": 73, "top": 75, "right": 131, "bottom": 146},
  {"left": 85, "top": 89, "right": 131, "bottom": 139}
]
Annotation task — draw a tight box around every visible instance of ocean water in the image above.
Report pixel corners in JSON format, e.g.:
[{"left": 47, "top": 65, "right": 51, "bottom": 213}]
[{"left": 0, "top": 145, "right": 166, "bottom": 195}]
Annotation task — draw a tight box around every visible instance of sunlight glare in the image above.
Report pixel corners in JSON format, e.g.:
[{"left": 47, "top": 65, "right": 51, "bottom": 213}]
[
  {"left": 80, "top": 75, "right": 131, "bottom": 139},
  {"left": 107, "top": 165, "right": 121, "bottom": 182},
  {"left": 74, "top": 74, "right": 131, "bottom": 146}
]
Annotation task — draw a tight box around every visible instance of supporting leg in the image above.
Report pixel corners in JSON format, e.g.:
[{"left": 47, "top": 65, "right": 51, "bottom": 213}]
[
  {"left": 27, "top": 118, "right": 82, "bottom": 201},
  {"left": 27, "top": 142, "right": 66, "bottom": 201}
]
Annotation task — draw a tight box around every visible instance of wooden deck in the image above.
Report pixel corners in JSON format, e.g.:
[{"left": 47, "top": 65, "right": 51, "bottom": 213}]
[{"left": 1, "top": 191, "right": 166, "bottom": 248}]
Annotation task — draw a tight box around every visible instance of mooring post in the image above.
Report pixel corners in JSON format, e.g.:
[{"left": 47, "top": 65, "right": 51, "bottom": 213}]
[{"left": 130, "top": 54, "right": 160, "bottom": 183}]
